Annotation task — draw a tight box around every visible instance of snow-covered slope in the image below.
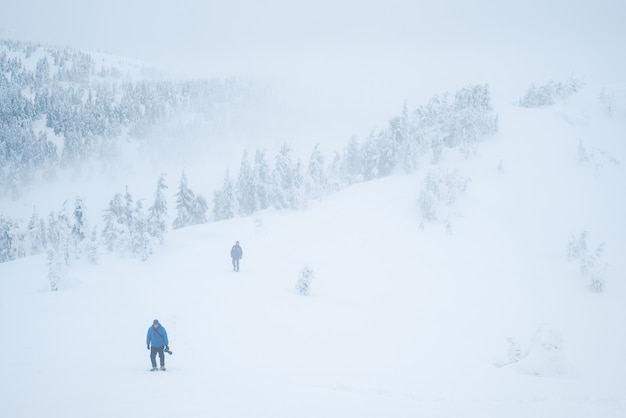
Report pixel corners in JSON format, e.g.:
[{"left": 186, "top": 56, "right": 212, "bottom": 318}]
[{"left": 1, "top": 87, "right": 625, "bottom": 417}]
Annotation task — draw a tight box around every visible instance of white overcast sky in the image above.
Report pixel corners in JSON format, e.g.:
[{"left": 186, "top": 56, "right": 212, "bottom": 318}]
[{"left": 1, "top": 0, "right": 624, "bottom": 82}]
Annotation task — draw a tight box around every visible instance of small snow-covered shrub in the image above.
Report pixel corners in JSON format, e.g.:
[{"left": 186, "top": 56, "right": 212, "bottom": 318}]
[
  {"left": 86, "top": 227, "right": 99, "bottom": 265},
  {"left": 47, "top": 248, "right": 65, "bottom": 291},
  {"left": 567, "top": 231, "right": 607, "bottom": 292},
  {"left": 598, "top": 87, "right": 626, "bottom": 118},
  {"left": 599, "top": 88, "right": 616, "bottom": 117},
  {"left": 577, "top": 138, "right": 620, "bottom": 168},
  {"left": 418, "top": 167, "right": 470, "bottom": 223},
  {"left": 495, "top": 324, "right": 572, "bottom": 378},
  {"left": 296, "top": 264, "right": 314, "bottom": 296}
]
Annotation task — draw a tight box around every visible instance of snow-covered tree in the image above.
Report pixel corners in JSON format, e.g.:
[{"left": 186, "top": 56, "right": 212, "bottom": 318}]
[
  {"left": 56, "top": 202, "right": 72, "bottom": 265},
  {"left": 45, "top": 206, "right": 71, "bottom": 291},
  {"left": 567, "top": 231, "right": 607, "bottom": 292},
  {"left": 418, "top": 168, "right": 470, "bottom": 225},
  {"left": 342, "top": 137, "right": 363, "bottom": 185},
  {"left": 236, "top": 149, "right": 257, "bottom": 216},
  {"left": 380, "top": 102, "right": 411, "bottom": 176},
  {"left": 86, "top": 226, "right": 99, "bottom": 264},
  {"left": 102, "top": 193, "right": 128, "bottom": 253},
  {"left": 46, "top": 247, "right": 64, "bottom": 291},
  {"left": 147, "top": 173, "right": 168, "bottom": 244},
  {"left": 212, "top": 170, "right": 236, "bottom": 221},
  {"left": 190, "top": 195, "right": 208, "bottom": 225},
  {"left": 173, "top": 171, "right": 196, "bottom": 229},
  {"left": 0, "top": 214, "right": 20, "bottom": 263},
  {"left": 292, "top": 159, "right": 307, "bottom": 210},
  {"left": 101, "top": 187, "right": 154, "bottom": 260},
  {"left": 272, "top": 144, "right": 302, "bottom": 209},
  {"left": 130, "top": 200, "right": 152, "bottom": 261},
  {"left": 327, "top": 151, "right": 344, "bottom": 193},
  {"left": 71, "top": 196, "right": 88, "bottom": 259},
  {"left": 296, "top": 264, "right": 315, "bottom": 296},
  {"left": 27, "top": 207, "right": 47, "bottom": 255},
  {"left": 518, "top": 78, "right": 582, "bottom": 108},
  {"left": 252, "top": 148, "right": 272, "bottom": 211},
  {"left": 360, "top": 132, "right": 382, "bottom": 181},
  {"left": 305, "top": 144, "right": 328, "bottom": 200},
  {"left": 449, "top": 84, "right": 498, "bottom": 157}
]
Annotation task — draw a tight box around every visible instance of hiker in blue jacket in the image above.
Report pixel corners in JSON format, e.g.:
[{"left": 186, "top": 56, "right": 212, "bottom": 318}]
[
  {"left": 230, "top": 241, "right": 243, "bottom": 272},
  {"left": 146, "top": 319, "right": 169, "bottom": 371}
]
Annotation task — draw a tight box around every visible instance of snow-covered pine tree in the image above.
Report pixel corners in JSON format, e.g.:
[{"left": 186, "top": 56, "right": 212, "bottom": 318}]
[
  {"left": 342, "top": 137, "right": 363, "bottom": 185},
  {"left": 518, "top": 78, "right": 582, "bottom": 108},
  {"left": 0, "top": 214, "right": 20, "bottom": 263},
  {"left": 567, "top": 231, "right": 588, "bottom": 261},
  {"left": 253, "top": 148, "right": 272, "bottom": 211},
  {"left": 567, "top": 231, "right": 607, "bottom": 292},
  {"left": 212, "top": 170, "right": 236, "bottom": 221},
  {"left": 86, "top": 226, "right": 99, "bottom": 264},
  {"left": 190, "top": 195, "right": 208, "bottom": 226},
  {"left": 56, "top": 202, "right": 72, "bottom": 266},
  {"left": 46, "top": 211, "right": 60, "bottom": 255},
  {"left": 378, "top": 102, "right": 410, "bottom": 176},
  {"left": 327, "top": 151, "right": 344, "bottom": 193},
  {"left": 418, "top": 167, "right": 470, "bottom": 224},
  {"left": 46, "top": 247, "right": 63, "bottom": 291},
  {"left": 236, "top": 149, "right": 257, "bottom": 216},
  {"left": 414, "top": 93, "right": 450, "bottom": 164},
  {"left": 296, "top": 264, "right": 315, "bottom": 296},
  {"left": 449, "top": 84, "right": 498, "bottom": 158},
  {"left": 130, "top": 200, "right": 152, "bottom": 261},
  {"left": 173, "top": 171, "right": 196, "bottom": 229},
  {"left": 292, "top": 159, "right": 307, "bottom": 209},
  {"left": 305, "top": 144, "right": 328, "bottom": 200},
  {"left": 395, "top": 105, "right": 426, "bottom": 173},
  {"left": 147, "top": 173, "right": 168, "bottom": 244},
  {"left": 101, "top": 186, "right": 154, "bottom": 259},
  {"left": 271, "top": 144, "right": 299, "bottom": 209},
  {"left": 45, "top": 209, "right": 69, "bottom": 291},
  {"left": 102, "top": 193, "right": 128, "bottom": 253},
  {"left": 27, "top": 206, "right": 47, "bottom": 255},
  {"left": 360, "top": 132, "right": 382, "bottom": 181},
  {"left": 60, "top": 131, "right": 84, "bottom": 168},
  {"left": 71, "top": 196, "right": 88, "bottom": 259}
]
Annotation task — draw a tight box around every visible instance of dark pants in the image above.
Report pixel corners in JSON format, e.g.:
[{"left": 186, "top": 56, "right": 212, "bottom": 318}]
[
  {"left": 232, "top": 257, "right": 240, "bottom": 271},
  {"left": 150, "top": 346, "right": 165, "bottom": 368}
]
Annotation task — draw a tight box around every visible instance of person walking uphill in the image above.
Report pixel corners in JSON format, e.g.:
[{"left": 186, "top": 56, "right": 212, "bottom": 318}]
[
  {"left": 146, "top": 319, "right": 169, "bottom": 371},
  {"left": 231, "top": 241, "right": 243, "bottom": 272}
]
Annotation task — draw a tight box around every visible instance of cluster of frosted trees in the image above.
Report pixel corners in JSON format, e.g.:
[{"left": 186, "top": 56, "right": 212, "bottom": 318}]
[
  {"left": 212, "top": 84, "right": 498, "bottom": 221},
  {"left": 518, "top": 77, "right": 582, "bottom": 108},
  {"left": 9, "top": 197, "right": 100, "bottom": 291},
  {"left": 0, "top": 40, "right": 253, "bottom": 198},
  {"left": 102, "top": 175, "right": 168, "bottom": 261},
  {"left": 0, "top": 199, "right": 93, "bottom": 267}
]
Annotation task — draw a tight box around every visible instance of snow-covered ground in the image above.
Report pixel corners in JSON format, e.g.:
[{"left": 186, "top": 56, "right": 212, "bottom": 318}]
[{"left": 1, "top": 84, "right": 625, "bottom": 417}]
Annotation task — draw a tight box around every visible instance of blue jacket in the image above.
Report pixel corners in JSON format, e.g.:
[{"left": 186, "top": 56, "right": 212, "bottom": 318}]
[
  {"left": 146, "top": 325, "right": 169, "bottom": 348},
  {"left": 231, "top": 244, "right": 243, "bottom": 259}
]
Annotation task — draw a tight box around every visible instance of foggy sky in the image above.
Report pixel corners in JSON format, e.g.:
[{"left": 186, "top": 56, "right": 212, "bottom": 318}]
[{"left": 2, "top": 0, "right": 625, "bottom": 81}]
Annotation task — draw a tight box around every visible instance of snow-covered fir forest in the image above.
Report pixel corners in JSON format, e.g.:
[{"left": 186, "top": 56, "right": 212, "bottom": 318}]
[{"left": 1, "top": 39, "right": 507, "bottom": 274}]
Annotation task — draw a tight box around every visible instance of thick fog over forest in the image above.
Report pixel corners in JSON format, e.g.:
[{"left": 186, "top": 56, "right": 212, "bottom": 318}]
[{"left": 3, "top": 1, "right": 625, "bottom": 144}]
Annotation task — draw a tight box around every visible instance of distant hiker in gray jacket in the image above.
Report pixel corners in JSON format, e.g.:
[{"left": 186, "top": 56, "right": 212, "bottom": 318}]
[{"left": 231, "top": 241, "right": 243, "bottom": 272}]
